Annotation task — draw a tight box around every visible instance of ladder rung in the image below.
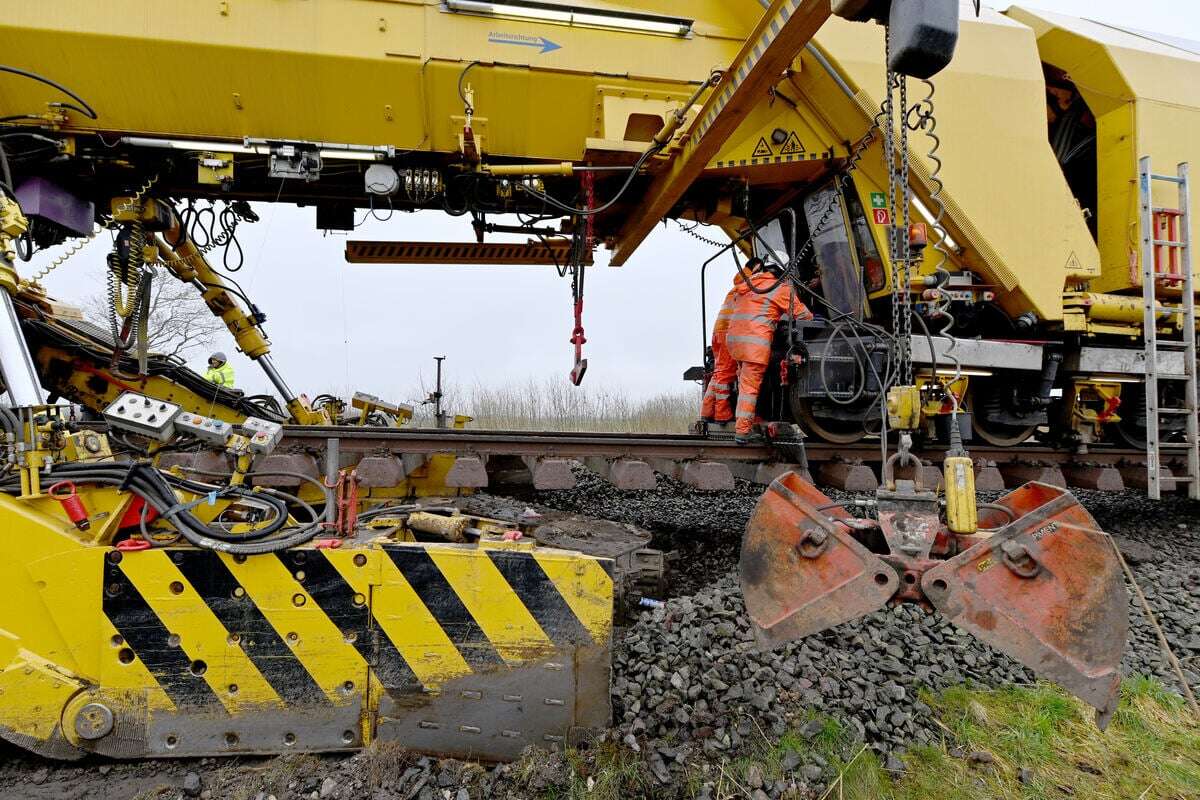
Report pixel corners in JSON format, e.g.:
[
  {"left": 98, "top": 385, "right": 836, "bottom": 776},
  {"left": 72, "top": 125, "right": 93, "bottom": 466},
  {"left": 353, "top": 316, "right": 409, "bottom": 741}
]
[
  {"left": 1158, "top": 474, "right": 1197, "bottom": 482},
  {"left": 1153, "top": 305, "right": 1188, "bottom": 314},
  {"left": 1153, "top": 239, "right": 1187, "bottom": 247},
  {"left": 1155, "top": 340, "right": 1193, "bottom": 349},
  {"left": 1155, "top": 374, "right": 1191, "bottom": 380},
  {"left": 1153, "top": 206, "right": 1183, "bottom": 215},
  {"left": 1153, "top": 272, "right": 1191, "bottom": 279},
  {"left": 1152, "top": 173, "right": 1185, "bottom": 184},
  {"left": 1156, "top": 408, "right": 1195, "bottom": 415}
]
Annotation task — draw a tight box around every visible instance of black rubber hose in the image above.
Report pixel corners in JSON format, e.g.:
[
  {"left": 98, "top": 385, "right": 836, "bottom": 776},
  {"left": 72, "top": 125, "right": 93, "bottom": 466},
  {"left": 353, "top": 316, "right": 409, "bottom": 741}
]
[
  {"left": 0, "top": 65, "right": 98, "bottom": 119},
  {"left": 10, "top": 463, "right": 327, "bottom": 554},
  {"left": 0, "top": 405, "right": 17, "bottom": 435},
  {"left": 177, "top": 466, "right": 334, "bottom": 513}
]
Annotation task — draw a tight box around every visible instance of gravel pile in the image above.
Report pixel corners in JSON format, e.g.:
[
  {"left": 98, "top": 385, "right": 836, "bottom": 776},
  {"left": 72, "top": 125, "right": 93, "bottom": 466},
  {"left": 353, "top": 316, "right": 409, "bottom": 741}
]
[{"left": 534, "top": 472, "right": 1200, "bottom": 797}]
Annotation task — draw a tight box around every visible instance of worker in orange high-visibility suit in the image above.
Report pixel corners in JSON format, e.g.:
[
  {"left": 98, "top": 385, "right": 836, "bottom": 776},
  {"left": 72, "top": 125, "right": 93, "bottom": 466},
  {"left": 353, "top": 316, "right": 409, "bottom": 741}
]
[
  {"left": 726, "top": 258, "right": 812, "bottom": 443},
  {"left": 700, "top": 272, "right": 744, "bottom": 424}
]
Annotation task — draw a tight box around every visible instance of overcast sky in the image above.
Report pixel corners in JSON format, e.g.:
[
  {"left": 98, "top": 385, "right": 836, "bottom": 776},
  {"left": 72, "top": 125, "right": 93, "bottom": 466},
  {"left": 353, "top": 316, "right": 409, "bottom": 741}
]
[{"left": 28, "top": 1, "right": 1200, "bottom": 409}]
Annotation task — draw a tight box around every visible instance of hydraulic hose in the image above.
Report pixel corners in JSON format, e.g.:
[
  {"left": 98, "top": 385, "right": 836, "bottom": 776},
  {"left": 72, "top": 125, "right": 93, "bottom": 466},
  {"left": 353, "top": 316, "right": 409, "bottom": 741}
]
[
  {"left": 0, "top": 405, "right": 17, "bottom": 436},
  {"left": 1, "top": 462, "right": 330, "bottom": 555},
  {"left": 0, "top": 65, "right": 98, "bottom": 119}
]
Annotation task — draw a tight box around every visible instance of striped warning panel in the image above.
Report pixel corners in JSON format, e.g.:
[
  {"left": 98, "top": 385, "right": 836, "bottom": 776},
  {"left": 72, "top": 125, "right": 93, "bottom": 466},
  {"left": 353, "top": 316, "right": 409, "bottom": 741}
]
[
  {"left": 96, "top": 542, "right": 613, "bottom": 757},
  {"left": 713, "top": 150, "right": 833, "bottom": 169}
]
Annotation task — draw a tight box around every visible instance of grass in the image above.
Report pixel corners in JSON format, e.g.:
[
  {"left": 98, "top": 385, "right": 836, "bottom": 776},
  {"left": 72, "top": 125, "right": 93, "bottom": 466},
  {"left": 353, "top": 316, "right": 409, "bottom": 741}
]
[
  {"left": 529, "top": 678, "right": 1200, "bottom": 800},
  {"left": 891, "top": 678, "right": 1200, "bottom": 800},
  {"left": 405, "top": 377, "right": 699, "bottom": 433},
  {"left": 545, "top": 740, "right": 653, "bottom": 800}
]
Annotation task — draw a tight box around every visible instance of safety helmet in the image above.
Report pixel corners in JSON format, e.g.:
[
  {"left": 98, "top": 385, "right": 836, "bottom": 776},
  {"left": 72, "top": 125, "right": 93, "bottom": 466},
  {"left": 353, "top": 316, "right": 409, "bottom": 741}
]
[{"left": 209, "top": 351, "right": 227, "bottom": 365}]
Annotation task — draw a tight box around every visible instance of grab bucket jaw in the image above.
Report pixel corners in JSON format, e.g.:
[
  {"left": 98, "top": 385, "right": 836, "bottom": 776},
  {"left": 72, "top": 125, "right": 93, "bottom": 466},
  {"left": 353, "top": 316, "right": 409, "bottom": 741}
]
[{"left": 740, "top": 473, "right": 1128, "bottom": 726}]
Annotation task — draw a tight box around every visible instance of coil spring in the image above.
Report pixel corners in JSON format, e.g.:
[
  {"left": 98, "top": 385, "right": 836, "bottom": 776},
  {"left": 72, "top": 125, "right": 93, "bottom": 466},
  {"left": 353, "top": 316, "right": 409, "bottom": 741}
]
[
  {"left": 906, "top": 79, "right": 962, "bottom": 410},
  {"left": 26, "top": 231, "right": 98, "bottom": 285},
  {"left": 677, "top": 220, "right": 727, "bottom": 248},
  {"left": 110, "top": 217, "right": 145, "bottom": 319},
  {"left": 126, "top": 174, "right": 158, "bottom": 208},
  {"left": 110, "top": 172, "right": 157, "bottom": 314},
  {"left": 24, "top": 175, "right": 158, "bottom": 287},
  {"left": 105, "top": 175, "right": 159, "bottom": 349}
]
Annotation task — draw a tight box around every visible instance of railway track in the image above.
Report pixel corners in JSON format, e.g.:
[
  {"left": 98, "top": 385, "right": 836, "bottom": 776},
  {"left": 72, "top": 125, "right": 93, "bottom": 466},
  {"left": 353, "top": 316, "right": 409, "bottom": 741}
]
[{"left": 271, "top": 426, "right": 1188, "bottom": 494}]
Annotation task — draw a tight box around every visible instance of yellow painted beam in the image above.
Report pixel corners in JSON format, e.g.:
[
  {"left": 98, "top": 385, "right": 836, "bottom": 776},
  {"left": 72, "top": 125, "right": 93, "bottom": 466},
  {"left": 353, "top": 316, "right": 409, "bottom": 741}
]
[{"left": 609, "top": 0, "right": 832, "bottom": 265}]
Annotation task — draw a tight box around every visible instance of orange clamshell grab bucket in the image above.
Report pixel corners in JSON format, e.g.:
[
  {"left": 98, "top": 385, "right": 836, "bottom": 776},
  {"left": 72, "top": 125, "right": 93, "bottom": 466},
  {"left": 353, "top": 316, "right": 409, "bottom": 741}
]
[{"left": 739, "top": 473, "right": 1128, "bottom": 728}]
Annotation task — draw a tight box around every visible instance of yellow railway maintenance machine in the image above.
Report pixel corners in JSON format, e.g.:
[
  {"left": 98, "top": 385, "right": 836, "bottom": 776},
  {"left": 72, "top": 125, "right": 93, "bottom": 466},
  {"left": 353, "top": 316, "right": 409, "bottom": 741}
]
[
  {"left": 0, "top": 0, "right": 1154, "bottom": 760},
  {"left": 2, "top": 214, "right": 613, "bottom": 760}
]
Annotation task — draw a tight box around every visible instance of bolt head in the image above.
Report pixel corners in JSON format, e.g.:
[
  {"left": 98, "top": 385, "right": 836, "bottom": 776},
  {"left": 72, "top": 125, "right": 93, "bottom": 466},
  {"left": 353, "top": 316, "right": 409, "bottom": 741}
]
[{"left": 74, "top": 702, "right": 114, "bottom": 740}]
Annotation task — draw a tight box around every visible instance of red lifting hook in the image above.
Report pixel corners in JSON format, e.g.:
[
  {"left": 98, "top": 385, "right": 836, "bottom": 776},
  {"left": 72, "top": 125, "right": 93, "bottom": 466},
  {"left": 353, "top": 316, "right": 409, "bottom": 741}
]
[{"left": 48, "top": 481, "right": 91, "bottom": 531}]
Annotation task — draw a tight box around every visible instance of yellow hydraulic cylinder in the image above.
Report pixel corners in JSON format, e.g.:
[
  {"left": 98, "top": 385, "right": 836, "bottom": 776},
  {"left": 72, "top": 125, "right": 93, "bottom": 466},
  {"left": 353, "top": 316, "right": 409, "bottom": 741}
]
[
  {"left": 943, "top": 454, "right": 978, "bottom": 535},
  {"left": 484, "top": 162, "right": 575, "bottom": 177},
  {"left": 1069, "top": 292, "right": 1184, "bottom": 325},
  {"left": 162, "top": 236, "right": 272, "bottom": 359}
]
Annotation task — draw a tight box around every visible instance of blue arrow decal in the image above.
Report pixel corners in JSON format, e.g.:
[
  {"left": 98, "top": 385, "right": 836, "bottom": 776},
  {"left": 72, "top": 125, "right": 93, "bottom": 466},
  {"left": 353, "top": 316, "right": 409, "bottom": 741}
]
[{"left": 488, "top": 32, "right": 561, "bottom": 54}]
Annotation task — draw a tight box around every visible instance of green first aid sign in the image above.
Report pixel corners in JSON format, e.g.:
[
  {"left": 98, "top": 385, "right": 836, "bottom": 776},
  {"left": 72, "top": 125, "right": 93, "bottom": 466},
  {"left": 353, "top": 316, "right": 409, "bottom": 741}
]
[{"left": 870, "top": 192, "right": 887, "bottom": 209}]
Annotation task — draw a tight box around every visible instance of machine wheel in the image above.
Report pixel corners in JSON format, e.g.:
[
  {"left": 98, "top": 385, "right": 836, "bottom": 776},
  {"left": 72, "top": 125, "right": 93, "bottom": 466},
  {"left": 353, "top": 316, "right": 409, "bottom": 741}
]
[
  {"left": 1106, "top": 384, "right": 1187, "bottom": 450},
  {"left": 1108, "top": 383, "right": 1148, "bottom": 449},
  {"left": 967, "top": 379, "right": 1038, "bottom": 447},
  {"left": 1108, "top": 417, "right": 1147, "bottom": 450},
  {"left": 790, "top": 394, "right": 869, "bottom": 445}
]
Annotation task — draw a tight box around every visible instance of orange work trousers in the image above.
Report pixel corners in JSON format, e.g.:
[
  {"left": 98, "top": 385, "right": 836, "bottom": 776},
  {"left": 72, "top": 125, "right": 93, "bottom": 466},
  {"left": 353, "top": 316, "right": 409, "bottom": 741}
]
[
  {"left": 734, "top": 360, "right": 768, "bottom": 436},
  {"left": 700, "top": 344, "right": 738, "bottom": 422}
]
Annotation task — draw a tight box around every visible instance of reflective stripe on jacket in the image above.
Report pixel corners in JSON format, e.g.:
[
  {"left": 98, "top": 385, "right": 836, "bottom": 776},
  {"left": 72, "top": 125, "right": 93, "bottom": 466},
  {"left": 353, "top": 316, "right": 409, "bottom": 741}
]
[
  {"left": 725, "top": 272, "right": 812, "bottom": 365},
  {"left": 711, "top": 275, "right": 744, "bottom": 345}
]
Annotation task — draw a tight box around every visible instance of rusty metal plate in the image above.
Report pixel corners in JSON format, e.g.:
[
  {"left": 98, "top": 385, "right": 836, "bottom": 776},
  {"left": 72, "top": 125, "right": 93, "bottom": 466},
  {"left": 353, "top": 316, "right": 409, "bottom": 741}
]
[
  {"left": 740, "top": 472, "right": 898, "bottom": 643},
  {"left": 922, "top": 483, "right": 1128, "bottom": 727}
]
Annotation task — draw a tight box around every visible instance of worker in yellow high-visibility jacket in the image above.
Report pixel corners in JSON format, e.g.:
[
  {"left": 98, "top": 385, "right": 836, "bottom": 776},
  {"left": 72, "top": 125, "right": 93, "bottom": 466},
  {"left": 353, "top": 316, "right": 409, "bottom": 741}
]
[{"left": 204, "top": 351, "right": 235, "bottom": 388}]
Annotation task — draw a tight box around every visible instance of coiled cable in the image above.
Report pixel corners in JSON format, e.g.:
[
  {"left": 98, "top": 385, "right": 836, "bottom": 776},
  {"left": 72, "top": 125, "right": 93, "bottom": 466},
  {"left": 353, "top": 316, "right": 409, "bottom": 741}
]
[{"left": 907, "top": 78, "right": 963, "bottom": 416}]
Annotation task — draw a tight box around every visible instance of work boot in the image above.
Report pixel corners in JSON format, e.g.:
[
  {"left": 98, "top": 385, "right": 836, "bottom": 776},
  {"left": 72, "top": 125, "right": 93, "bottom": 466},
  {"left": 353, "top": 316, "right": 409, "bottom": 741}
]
[{"left": 734, "top": 432, "right": 765, "bottom": 445}]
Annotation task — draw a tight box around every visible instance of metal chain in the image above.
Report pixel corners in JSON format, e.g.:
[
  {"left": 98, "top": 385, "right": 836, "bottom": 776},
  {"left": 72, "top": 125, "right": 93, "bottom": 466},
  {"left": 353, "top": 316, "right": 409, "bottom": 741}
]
[
  {"left": 884, "top": 78, "right": 902, "bottom": 379},
  {"left": 883, "top": 26, "right": 914, "bottom": 388},
  {"left": 679, "top": 115, "right": 882, "bottom": 270},
  {"left": 898, "top": 74, "right": 914, "bottom": 386}
]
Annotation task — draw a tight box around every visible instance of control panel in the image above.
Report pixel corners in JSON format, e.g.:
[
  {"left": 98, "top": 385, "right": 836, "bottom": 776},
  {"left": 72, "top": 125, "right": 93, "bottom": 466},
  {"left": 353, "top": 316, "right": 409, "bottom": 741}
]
[
  {"left": 102, "top": 393, "right": 181, "bottom": 441},
  {"left": 242, "top": 417, "right": 284, "bottom": 454},
  {"left": 175, "top": 412, "right": 235, "bottom": 446}
]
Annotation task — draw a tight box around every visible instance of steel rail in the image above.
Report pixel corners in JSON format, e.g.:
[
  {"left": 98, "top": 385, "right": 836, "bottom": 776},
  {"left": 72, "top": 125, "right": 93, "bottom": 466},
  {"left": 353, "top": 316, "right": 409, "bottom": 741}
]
[
  {"left": 279, "top": 425, "right": 1177, "bottom": 469},
  {"left": 281, "top": 426, "right": 780, "bottom": 461}
]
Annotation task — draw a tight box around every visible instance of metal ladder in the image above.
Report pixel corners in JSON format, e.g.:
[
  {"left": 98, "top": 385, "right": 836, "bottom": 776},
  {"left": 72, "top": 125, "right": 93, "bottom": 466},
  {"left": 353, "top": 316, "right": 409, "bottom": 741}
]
[{"left": 1139, "top": 157, "right": 1198, "bottom": 500}]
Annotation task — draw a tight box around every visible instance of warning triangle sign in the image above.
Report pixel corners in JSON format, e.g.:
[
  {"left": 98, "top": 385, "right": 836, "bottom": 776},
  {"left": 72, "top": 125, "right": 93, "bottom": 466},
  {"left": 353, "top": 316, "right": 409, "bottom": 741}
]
[
  {"left": 781, "top": 131, "right": 804, "bottom": 155},
  {"left": 752, "top": 137, "right": 773, "bottom": 158},
  {"left": 1065, "top": 251, "right": 1081, "bottom": 272}
]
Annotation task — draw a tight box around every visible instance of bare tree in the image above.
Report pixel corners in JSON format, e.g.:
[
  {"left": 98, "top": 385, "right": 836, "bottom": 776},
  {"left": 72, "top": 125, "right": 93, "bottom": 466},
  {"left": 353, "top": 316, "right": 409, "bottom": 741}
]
[{"left": 85, "top": 274, "right": 224, "bottom": 359}]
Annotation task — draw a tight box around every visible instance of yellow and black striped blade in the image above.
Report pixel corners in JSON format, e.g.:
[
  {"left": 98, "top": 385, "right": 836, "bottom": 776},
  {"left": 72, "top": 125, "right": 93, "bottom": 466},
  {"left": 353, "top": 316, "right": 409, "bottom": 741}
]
[{"left": 53, "top": 541, "right": 613, "bottom": 760}]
